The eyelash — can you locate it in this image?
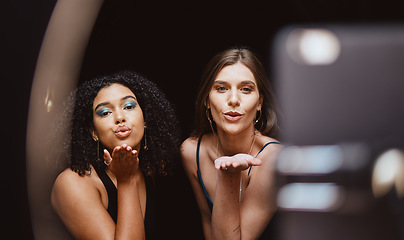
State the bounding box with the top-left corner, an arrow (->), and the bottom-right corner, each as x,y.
214,86 -> 254,93
216,86 -> 227,92
123,101 -> 137,110
241,87 -> 253,93
95,102 -> 137,117
96,108 -> 111,117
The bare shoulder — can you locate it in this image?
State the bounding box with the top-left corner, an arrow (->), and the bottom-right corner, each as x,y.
51,168 -> 114,238
256,136 -> 283,168
51,167 -> 102,210
180,137 -> 199,173
53,168 -> 95,189
180,137 -> 199,162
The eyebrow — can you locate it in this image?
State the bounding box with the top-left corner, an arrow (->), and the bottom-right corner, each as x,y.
240,80 -> 256,86
94,95 -> 136,111
213,80 -> 257,86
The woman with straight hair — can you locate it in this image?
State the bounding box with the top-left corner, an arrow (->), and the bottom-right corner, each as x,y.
181,47 -> 282,240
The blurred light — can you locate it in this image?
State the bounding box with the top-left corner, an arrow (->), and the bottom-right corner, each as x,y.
277,183 -> 344,212
44,86 -> 54,113
277,145 -> 343,175
287,28 -> 341,65
372,149 -> 404,197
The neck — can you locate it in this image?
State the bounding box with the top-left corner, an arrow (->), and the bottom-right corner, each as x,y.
216,126 -> 256,156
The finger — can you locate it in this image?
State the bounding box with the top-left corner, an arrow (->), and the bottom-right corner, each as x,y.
123,146 -> 135,161
124,145 -> 132,156
131,149 -> 139,159
112,146 -> 122,160
214,160 -> 221,169
222,161 -> 232,169
118,145 -> 131,159
232,161 -> 241,168
247,158 -> 262,166
103,149 -> 112,161
215,159 -> 225,169
103,149 -> 112,166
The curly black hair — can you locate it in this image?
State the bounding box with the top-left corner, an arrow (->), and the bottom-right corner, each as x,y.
57,70 -> 180,176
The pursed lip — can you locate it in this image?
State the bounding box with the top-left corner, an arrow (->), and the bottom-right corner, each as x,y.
223,111 -> 243,121
114,125 -> 132,138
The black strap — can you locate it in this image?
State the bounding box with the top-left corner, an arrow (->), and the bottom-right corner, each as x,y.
196,135 -> 214,211
248,141 -> 281,175
94,167 -> 118,223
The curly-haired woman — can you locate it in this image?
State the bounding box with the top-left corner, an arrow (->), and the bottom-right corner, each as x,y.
51,71 -> 180,239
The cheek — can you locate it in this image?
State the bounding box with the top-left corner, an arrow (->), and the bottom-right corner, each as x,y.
131,109 -> 145,125
208,100 -> 223,121
92,118 -> 112,140
208,93 -> 224,110
245,95 -> 261,111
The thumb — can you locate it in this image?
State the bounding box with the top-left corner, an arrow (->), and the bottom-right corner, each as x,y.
103,149 -> 112,164
248,157 -> 262,166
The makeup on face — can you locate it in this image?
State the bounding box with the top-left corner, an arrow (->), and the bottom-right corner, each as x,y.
91,84 -> 145,151
94,96 -> 138,117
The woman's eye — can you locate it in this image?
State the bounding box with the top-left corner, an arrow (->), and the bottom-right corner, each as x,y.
96,108 -> 111,117
241,87 -> 253,93
216,86 -> 227,92
123,101 -> 137,110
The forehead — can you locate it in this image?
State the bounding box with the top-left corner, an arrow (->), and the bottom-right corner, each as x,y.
93,83 -> 136,105
215,62 -> 256,83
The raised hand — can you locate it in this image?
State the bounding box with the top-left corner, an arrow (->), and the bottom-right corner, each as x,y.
214,153 -> 262,173
103,144 -> 139,181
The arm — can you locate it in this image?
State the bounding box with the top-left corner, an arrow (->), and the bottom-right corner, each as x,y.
180,139 -> 213,240
211,154 -> 257,240
52,169 -> 117,239
107,145 -> 145,240
52,145 -> 145,240
211,169 -> 242,239
211,146 -> 281,240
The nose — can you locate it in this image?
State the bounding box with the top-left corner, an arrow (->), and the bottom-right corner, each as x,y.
115,110 -> 126,125
228,89 -> 240,107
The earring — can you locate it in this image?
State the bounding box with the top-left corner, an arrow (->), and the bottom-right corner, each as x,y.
95,138 -> 101,162
254,109 -> 262,125
95,136 -> 109,166
143,125 -> 148,151
206,108 -> 215,133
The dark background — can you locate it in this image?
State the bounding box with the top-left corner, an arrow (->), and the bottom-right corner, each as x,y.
3,0 -> 403,239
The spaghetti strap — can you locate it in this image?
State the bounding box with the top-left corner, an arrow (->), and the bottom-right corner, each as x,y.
196,135 -> 214,211
248,141 -> 281,176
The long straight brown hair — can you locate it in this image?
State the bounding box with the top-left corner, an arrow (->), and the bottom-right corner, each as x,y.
193,47 -> 280,138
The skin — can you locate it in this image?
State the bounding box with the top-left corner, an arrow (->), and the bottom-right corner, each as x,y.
51,84 -> 147,240
181,62 -> 282,240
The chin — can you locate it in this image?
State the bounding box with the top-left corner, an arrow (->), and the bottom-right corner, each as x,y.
221,126 -> 245,135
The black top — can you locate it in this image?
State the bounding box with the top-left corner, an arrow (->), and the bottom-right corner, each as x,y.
94,167 -> 156,238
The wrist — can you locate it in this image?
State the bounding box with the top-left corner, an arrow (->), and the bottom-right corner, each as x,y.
217,169 -> 241,186
116,175 -> 137,186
